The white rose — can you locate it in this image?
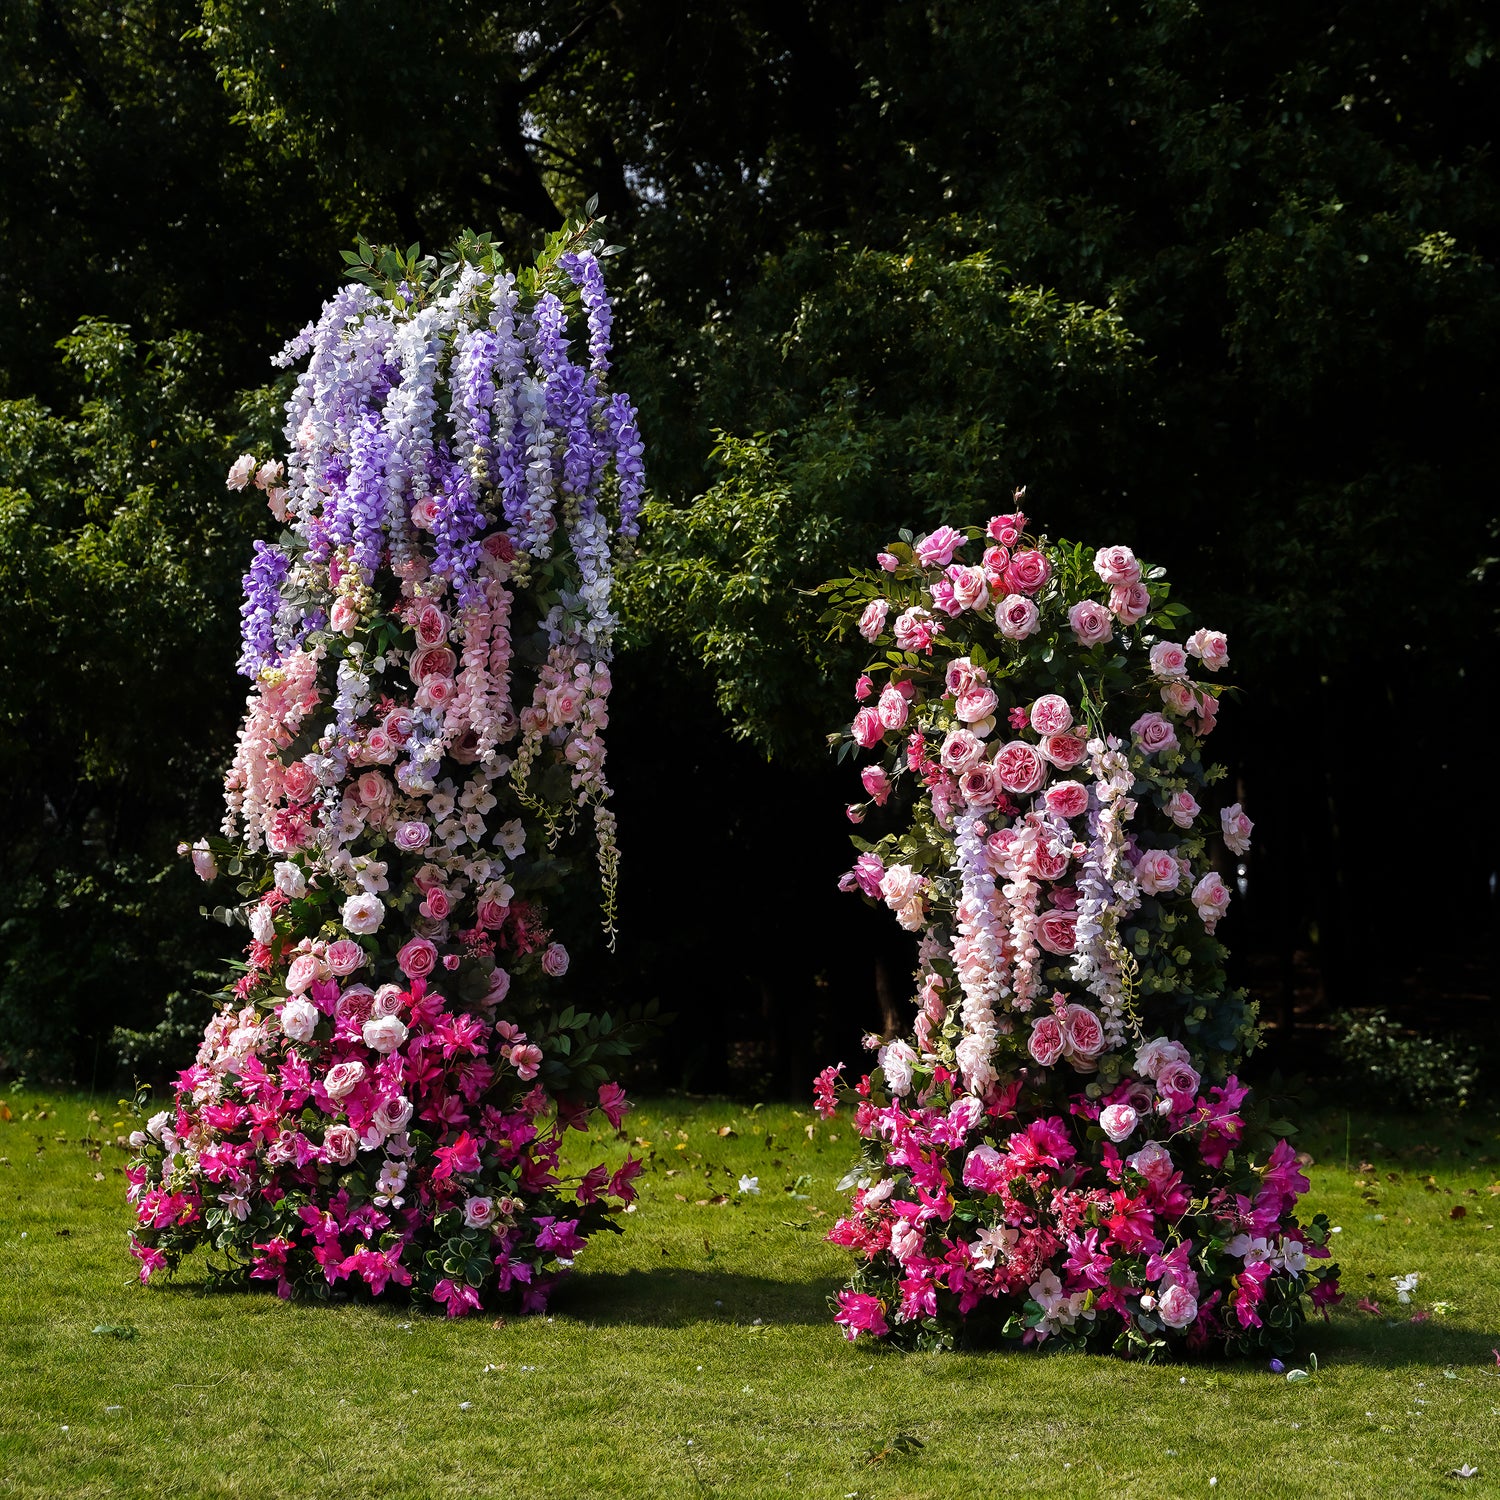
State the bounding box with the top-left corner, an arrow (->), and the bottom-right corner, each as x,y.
342,893 -> 385,935
279,998 -> 320,1044
880,1039 -> 917,1096
249,904 -> 276,944
372,1095 -> 414,1137
273,861 -> 307,898
362,1015 -> 409,1055
463,1196 -> 496,1229
322,1125 -> 359,1166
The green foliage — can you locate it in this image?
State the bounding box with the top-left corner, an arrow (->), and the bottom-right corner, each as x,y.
624,233 -> 1141,761
1328,1010 -> 1482,1113
0,321 -> 264,1078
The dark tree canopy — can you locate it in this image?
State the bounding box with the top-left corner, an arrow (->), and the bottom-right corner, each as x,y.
1,0 -> 1495,1081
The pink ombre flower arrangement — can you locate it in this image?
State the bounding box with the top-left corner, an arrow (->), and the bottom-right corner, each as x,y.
127,227 -> 649,1316
815,502 -> 1339,1356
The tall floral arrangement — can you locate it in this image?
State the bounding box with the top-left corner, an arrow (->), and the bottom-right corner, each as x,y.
126,225 -> 650,1316
815,504 -> 1340,1355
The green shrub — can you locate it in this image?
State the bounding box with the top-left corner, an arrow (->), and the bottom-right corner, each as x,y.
1327,1009 -> 1481,1113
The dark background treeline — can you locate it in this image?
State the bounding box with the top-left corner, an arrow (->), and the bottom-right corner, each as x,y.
1,0 -> 1495,1095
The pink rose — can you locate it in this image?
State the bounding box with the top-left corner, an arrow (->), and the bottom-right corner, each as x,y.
981,545 -> 1010,585
1220,803 -> 1253,855
893,606 -> 936,653
1160,681 -> 1196,716
996,594 -> 1040,640
420,886 -> 451,920
1128,1137 -> 1176,1183
958,762 -> 998,807
1093,544 -> 1142,587
284,953 -> 324,995
226,453 -> 257,490
410,495 -> 441,529
414,604 -> 449,647
324,1061 -> 367,1100
329,596 -> 360,636
396,937 -> 438,979
1192,691 -> 1220,737
417,676 -> 455,712
1030,694 -> 1073,736
857,599 -> 890,642
1003,549 -> 1052,595
1165,790 -> 1201,828
1149,641 -> 1190,678
851,708 -> 884,749
542,942 -> 570,977
1157,1059 -> 1201,1101
1134,848 -> 1182,895
1028,1015 -> 1066,1068
877,684 -> 909,731
877,551 -> 900,572
1109,581 -> 1152,624
485,967 -> 512,1004
1063,1004 -> 1105,1060
463,1195 -> 496,1229
1131,712 -> 1179,756
1034,908 -> 1078,955
842,851 -> 885,899
282,760 -> 317,802
987,511 -> 1025,547
939,729 -> 984,774
476,898 -> 509,930
1186,627 -> 1229,671
372,1094 -> 414,1136
327,936 -> 364,984
356,771 -> 392,809
948,564 -> 990,612
362,1014 -> 409,1055
946,657 -> 981,695
383,709 -> 414,745
393,820 -> 431,852
914,525 -> 965,567
1192,871 -> 1231,932
371,984 -> 404,1018
993,740 -> 1046,795
1044,780 -> 1089,820
854,673 -> 873,701
337,984 -> 374,1025
861,766 -> 892,805
1134,1036 -> 1190,1081
1040,732 -> 1089,769
1029,837 -> 1071,882
1158,1282 -> 1199,1329
410,645 -> 457,683
1099,1104 -> 1139,1143
278,998 -> 319,1043
1068,599 -> 1113,647
955,683 -> 998,727
322,1125 -> 359,1166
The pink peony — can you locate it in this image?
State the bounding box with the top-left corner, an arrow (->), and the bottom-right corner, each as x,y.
1040,731 -> 1089,769
993,740 -> 1047,795
914,525 -> 965,567
1093,544 -> 1142,587
1068,599 -> 1113,647
326,939 -> 365,976
1044,780 -> 1089,820
1028,1015 -> 1066,1067
1034,908 -> 1078,955
1063,1005 -> 1105,1060
996,594 -> 1040,640
1030,694 -> 1073,736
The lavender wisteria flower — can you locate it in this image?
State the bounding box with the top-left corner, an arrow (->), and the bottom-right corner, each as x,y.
130,230 -> 646,1319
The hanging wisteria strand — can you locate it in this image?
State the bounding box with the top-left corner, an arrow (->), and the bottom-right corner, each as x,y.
128,229 -> 651,1318
816,509 -> 1340,1357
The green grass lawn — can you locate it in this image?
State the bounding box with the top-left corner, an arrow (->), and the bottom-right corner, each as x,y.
1,1091 -> 1498,1499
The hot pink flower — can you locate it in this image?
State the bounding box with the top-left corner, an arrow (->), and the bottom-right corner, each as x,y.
851,708 -> 884,749
397,937 -> 438,979
834,1290 -> 890,1341
433,1278 -> 482,1317
598,1082 -> 630,1128
1003,549 -> 1052,595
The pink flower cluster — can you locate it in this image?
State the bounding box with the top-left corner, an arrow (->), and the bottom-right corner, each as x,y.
130,237 -> 643,1315
820,507 -> 1339,1355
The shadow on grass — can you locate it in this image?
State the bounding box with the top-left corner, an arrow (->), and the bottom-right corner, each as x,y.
1316,1316 -> 1500,1370
555,1266 -> 841,1328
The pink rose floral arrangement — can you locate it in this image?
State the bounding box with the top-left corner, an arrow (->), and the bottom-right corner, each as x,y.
127,227 -> 650,1316
814,501 -> 1340,1356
